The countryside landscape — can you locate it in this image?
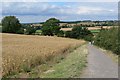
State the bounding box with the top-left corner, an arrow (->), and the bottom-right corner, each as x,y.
0,1 -> 119,79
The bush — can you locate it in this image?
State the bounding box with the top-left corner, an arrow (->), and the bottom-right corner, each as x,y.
24,26 -> 36,35
65,26 -> 93,41
16,28 -> 24,34
84,35 -> 93,42
65,31 -> 72,38
94,27 -> 120,55
57,30 -> 64,37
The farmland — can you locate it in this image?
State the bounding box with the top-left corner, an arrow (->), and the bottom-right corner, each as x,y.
60,26 -> 117,31
2,33 -> 85,77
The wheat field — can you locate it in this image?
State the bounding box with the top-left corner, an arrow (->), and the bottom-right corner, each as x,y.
2,33 -> 85,77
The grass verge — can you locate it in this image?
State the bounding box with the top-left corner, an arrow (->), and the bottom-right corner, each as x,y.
40,44 -> 88,78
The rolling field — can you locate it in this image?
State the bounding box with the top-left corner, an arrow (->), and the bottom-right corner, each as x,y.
2,33 -> 85,77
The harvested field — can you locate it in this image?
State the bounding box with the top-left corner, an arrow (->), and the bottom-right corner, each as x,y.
60,28 -> 72,31
60,26 -> 117,31
2,33 -> 85,77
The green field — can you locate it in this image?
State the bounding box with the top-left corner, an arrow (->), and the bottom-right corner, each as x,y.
90,30 -> 100,33
35,30 -> 42,35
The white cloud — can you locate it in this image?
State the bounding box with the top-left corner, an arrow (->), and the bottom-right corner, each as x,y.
76,7 -> 116,15
2,2 -> 56,15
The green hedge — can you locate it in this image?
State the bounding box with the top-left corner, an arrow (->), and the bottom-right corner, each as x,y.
94,27 -> 120,55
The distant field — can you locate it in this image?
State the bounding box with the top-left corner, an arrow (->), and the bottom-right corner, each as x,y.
60,26 -> 117,31
90,30 -> 100,33
2,33 -> 85,77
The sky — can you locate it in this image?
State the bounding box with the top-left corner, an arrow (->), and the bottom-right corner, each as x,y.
0,1 -> 119,23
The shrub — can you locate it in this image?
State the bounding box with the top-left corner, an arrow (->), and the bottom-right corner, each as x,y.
84,35 -> 93,42
24,26 -> 36,35
65,26 -> 93,41
57,30 -> 64,37
94,27 -> 119,55
16,28 -> 24,34
65,31 -> 72,38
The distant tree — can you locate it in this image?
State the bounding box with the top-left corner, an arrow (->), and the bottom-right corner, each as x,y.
71,26 -> 92,39
65,26 -> 93,41
65,31 -> 72,38
24,26 -> 36,35
2,16 -> 21,33
16,28 -> 24,34
41,18 -> 61,36
57,30 -> 64,37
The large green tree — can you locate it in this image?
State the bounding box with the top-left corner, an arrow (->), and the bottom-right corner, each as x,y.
41,18 -> 60,36
2,16 -> 21,33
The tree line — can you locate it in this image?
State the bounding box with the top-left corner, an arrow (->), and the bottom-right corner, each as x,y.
2,16 -> 93,41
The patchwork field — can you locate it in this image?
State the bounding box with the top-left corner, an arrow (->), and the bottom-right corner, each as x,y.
2,33 -> 85,77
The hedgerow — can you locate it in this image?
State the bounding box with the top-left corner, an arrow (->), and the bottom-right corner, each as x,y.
94,27 -> 120,55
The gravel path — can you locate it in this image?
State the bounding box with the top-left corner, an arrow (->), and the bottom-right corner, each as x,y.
81,44 -> 118,78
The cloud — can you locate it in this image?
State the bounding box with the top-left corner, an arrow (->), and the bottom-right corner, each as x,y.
2,2 -> 50,15
76,7 -> 116,15
2,2 -> 116,16
1,2 -> 118,23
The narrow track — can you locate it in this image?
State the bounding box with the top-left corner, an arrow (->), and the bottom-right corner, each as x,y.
81,44 -> 118,78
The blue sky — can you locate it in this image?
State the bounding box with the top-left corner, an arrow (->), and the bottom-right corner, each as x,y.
1,2 -> 118,23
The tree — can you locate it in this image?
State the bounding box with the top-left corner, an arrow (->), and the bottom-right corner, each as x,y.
71,26 -> 93,39
65,26 -> 93,41
65,31 -> 72,38
57,30 -> 64,37
2,16 -> 21,33
26,27 -> 36,35
41,18 -> 61,36
24,25 -> 36,35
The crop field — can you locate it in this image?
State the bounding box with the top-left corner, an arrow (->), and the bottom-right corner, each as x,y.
2,33 -> 85,77
60,26 -> 117,31
90,30 -> 100,33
